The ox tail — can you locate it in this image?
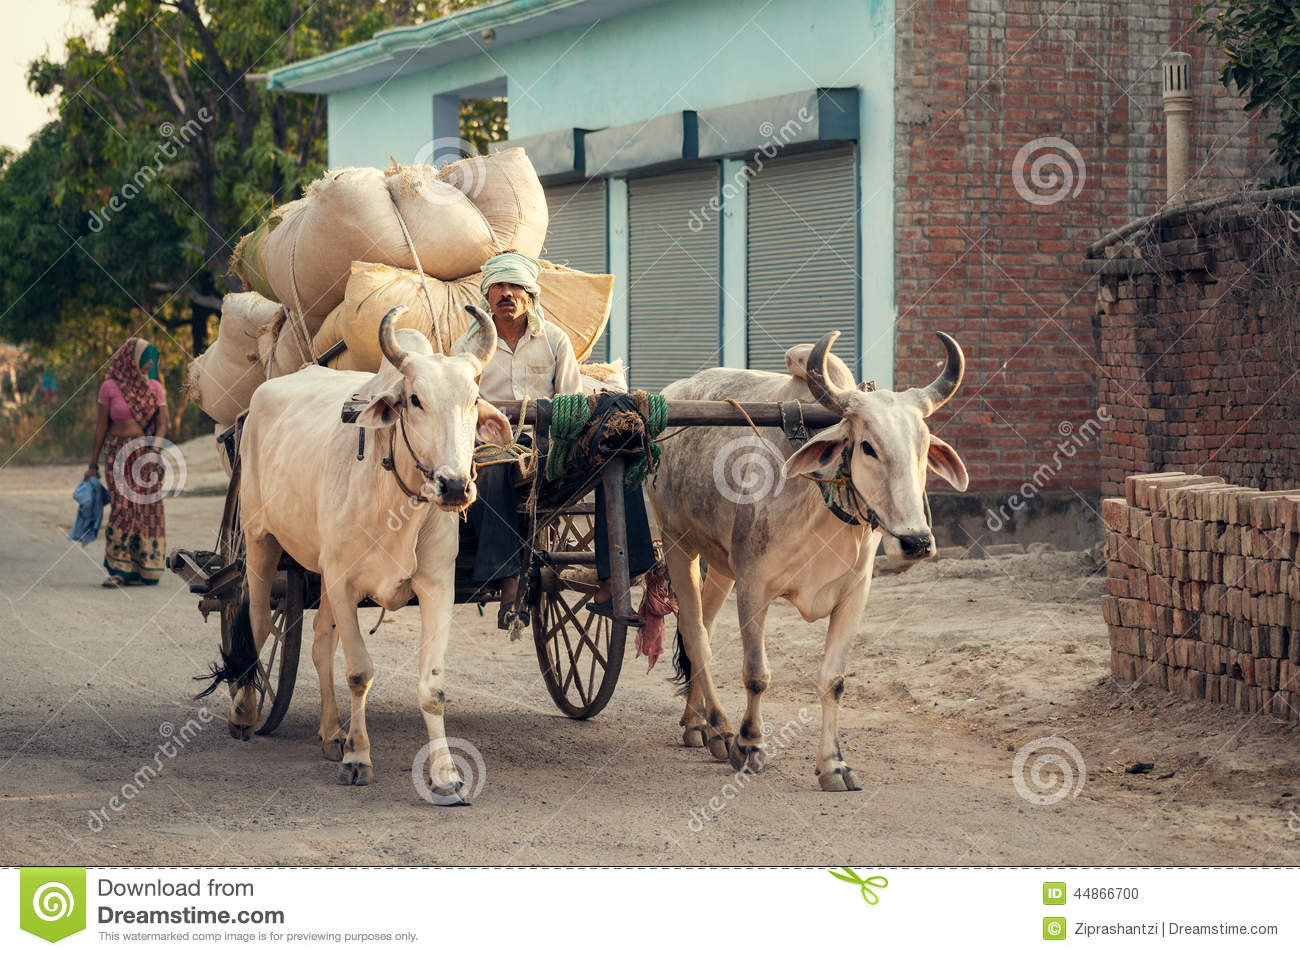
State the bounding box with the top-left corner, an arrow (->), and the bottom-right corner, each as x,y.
193,589 -> 263,699
670,627 -> 691,696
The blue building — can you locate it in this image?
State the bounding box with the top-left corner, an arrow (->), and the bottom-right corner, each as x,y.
265,0 -> 894,390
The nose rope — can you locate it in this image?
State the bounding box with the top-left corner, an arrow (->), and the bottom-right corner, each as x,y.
721,397 -> 932,535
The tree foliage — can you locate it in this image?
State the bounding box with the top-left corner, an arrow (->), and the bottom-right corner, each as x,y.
1,0 -> 496,357
1195,1 -> 1300,186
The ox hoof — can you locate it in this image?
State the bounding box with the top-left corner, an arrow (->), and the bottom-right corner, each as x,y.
817,767 -> 861,792
337,761 -> 373,786
682,727 -> 707,748
427,778 -> 473,807
228,721 -> 255,741
728,739 -> 767,773
706,731 -> 735,762
320,737 -> 345,762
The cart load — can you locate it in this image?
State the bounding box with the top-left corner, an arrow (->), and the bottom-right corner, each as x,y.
189,148 -> 615,427
230,148 -> 547,329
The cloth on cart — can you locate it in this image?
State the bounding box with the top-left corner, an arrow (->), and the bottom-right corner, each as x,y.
466,431 -> 656,585
67,475 -> 109,545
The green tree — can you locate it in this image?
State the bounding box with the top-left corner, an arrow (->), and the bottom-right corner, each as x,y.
1195,1 -> 1300,186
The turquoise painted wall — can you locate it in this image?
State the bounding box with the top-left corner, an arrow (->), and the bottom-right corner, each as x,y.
325,0 -> 894,384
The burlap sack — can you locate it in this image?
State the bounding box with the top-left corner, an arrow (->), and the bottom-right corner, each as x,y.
338,260 -> 614,373
257,167 -> 497,332
257,303 -> 341,380
439,147 -> 548,257
186,292 -> 283,425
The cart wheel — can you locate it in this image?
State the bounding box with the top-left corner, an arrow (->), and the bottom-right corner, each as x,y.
216,470 -> 303,736
531,510 -> 627,719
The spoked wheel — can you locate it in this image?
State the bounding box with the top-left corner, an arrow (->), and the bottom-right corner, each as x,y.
531,508 -> 627,719
216,465 -> 303,736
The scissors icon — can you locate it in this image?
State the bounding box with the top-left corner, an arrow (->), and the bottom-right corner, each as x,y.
828,867 -> 888,905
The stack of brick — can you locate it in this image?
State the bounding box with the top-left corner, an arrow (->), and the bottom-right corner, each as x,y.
1101,471 -> 1300,721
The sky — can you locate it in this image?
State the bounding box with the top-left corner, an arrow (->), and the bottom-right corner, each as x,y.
1,0 -> 103,153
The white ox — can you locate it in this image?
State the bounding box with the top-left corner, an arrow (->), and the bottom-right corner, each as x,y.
204,307 -> 506,805
648,331 -> 969,791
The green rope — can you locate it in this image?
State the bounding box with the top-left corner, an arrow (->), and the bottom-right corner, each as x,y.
627,392 -> 668,485
544,392 -> 592,481
543,391 -> 669,485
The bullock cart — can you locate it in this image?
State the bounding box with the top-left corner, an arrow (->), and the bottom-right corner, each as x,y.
168,394 -> 837,734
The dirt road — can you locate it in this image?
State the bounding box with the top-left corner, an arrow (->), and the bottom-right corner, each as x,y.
3,452 -> 1298,865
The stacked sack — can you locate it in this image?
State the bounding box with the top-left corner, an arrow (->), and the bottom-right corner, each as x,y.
311,260 -> 614,372
189,148 -> 615,427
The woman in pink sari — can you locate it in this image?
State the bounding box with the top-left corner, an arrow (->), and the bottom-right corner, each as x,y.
85,338 -> 168,586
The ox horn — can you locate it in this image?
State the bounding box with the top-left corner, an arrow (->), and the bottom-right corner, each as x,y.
917,331 -> 965,416
377,307 -> 410,370
460,305 -> 498,367
805,331 -> 850,416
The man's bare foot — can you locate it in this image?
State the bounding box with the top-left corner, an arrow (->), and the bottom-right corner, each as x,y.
593,580 -> 611,603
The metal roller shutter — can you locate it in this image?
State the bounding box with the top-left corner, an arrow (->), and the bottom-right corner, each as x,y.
541,180 -> 609,360
627,167 -> 721,390
746,146 -> 858,375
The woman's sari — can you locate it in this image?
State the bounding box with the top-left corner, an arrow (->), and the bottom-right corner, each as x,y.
102,339 -> 166,584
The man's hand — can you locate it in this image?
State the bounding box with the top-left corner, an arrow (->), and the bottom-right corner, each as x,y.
476,399 -> 513,446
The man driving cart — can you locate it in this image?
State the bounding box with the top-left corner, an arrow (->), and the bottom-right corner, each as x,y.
456,251 -> 655,630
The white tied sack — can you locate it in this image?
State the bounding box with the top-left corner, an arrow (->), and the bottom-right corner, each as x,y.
258,166 -> 498,333
260,302 -> 346,378
186,292 -> 284,426
438,147 -> 548,257
334,260 -> 614,372
579,359 -> 628,395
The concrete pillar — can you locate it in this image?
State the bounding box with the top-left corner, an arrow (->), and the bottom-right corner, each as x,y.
1162,52 -> 1193,204
607,177 -> 630,365
719,158 -> 748,368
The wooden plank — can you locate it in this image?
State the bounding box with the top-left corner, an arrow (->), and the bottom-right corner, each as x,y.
491,398 -> 841,430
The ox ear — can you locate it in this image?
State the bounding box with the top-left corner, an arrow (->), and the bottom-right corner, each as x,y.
351,383 -> 405,429
782,421 -> 851,479
927,434 -> 968,491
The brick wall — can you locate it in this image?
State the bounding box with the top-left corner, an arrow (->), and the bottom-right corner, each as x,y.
1102,472 -> 1300,721
894,0 -> 1277,499
1095,205 -> 1300,494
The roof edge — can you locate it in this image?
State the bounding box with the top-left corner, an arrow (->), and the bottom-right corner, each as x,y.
266,0 -> 590,93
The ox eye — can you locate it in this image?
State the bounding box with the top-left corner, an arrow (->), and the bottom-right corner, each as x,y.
410,394 -> 423,410
859,440 -> 877,459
